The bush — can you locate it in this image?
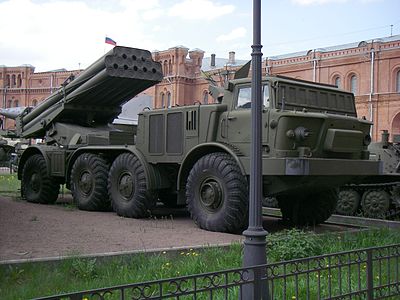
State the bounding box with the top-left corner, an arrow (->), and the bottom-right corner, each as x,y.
267,229 -> 322,261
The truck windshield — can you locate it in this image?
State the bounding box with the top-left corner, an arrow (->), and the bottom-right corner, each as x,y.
237,84 -> 269,109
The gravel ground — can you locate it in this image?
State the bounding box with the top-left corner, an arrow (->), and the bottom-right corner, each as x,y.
0,194 -> 351,263
0,195 -> 243,262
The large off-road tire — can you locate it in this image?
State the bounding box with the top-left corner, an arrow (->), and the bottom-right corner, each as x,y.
186,152 -> 248,233
70,153 -> 110,211
108,153 -> 156,218
335,189 -> 360,216
361,190 -> 390,218
21,154 -> 60,204
278,189 -> 338,226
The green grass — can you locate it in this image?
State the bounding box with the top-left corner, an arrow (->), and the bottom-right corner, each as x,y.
1,228 -> 400,299
0,174 -> 20,197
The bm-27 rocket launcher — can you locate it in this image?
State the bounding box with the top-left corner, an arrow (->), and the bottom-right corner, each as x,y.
1,46 -> 383,234
12,47 -> 162,144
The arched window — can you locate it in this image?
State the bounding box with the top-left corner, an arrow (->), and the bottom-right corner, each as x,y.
350,75 -> 357,95
11,74 -> 16,87
163,61 -> 168,76
334,76 -> 341,88
6,75 -> 10,87
32,99 -> 38,106
168,59 -> 172,75
167,92 -> 171,108
203,90 -> 209,104
14,100 -> 19,107
397,70 -> 400,93
7,100 -> 12,108
17,74 -> 22,87
161,93 -> 165,108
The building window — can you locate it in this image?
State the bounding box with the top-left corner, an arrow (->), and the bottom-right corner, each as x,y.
161,93 -> 165,108
7,100 -> 12,108
14,100 -> 19,107
167,92 -> 171,108
32,99 -> 38,106
397,70 -> 400,93
163,61 -> 168,76
334,76 -> 341,88
17,74 -> 22,87
350,75 -> 357,95
203,90 -> 209,104
11,74 -> 16,87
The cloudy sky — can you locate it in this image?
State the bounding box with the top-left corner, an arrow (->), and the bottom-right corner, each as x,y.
0,0 -> 399,72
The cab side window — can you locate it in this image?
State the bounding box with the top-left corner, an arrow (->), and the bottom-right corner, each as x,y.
237,87 -> 251,109
263,84 -> 270,108
236,84 -> 270,109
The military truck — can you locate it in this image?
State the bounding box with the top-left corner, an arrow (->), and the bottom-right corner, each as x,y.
336,130 -> 400,218
1,46 -> 381,233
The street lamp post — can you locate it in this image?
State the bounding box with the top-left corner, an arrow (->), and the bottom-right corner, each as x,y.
241,0 -> 268,299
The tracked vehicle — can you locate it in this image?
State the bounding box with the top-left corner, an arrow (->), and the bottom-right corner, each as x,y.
1,46 -> 381,233
336,130 -> 400,218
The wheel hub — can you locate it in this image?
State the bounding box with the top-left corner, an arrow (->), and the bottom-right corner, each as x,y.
363,190 -> 390,217
200,180 -> 222,210
118,172 -> 134,199
79,171 -> 93,195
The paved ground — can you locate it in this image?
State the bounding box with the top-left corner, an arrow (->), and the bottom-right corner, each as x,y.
0,194 -> 352,263
0,195 -> 244,262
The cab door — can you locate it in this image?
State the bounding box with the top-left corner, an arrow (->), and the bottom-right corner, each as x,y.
226,84 -> 270,146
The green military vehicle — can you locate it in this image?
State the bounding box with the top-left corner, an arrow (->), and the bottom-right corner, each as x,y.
1,46 -> 381,233
336,130 -> 400,218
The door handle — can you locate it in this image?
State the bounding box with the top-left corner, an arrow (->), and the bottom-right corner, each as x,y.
227,116 -> 237,120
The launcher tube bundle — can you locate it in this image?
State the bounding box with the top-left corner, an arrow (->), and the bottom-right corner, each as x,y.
16,47 -> 163,138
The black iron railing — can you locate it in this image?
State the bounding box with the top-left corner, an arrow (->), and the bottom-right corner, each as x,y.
35,244 -> 400,300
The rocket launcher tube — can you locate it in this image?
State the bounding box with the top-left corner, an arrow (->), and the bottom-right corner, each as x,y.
19,47 -> 163,139
21,49 -> 115,125
21,46 -> 152,125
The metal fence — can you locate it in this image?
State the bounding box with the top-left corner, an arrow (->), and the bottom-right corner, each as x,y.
35,244 -> 400,300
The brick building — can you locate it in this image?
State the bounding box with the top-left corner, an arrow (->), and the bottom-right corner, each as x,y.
0,65 -> 80,128
1,34 -> 400,141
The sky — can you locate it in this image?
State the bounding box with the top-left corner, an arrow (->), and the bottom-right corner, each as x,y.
0,0 -> 399,72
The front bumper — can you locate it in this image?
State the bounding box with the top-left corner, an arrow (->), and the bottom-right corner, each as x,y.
240,157 -> 383,176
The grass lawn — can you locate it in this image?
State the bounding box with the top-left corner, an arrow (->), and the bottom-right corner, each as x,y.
1,228 -> 400,299
0,174 -> 20,197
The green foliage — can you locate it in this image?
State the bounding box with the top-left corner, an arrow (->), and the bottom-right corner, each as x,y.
70,258 -> 97,280
0,174 -> 20,196
1,228 -> 400,300
267,228 -> 322,261
5,265 -> 25,285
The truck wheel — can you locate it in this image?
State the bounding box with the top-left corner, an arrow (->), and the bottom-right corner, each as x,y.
71,153 -> 110,211
186,152 -> 248,233
361,190 -> 390,218
21,154 -> 60,204
108,153 -> 156,218
335,189 -> 360,215
278,189 -> 337,226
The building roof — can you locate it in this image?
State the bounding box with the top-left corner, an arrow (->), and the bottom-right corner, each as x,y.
202,57 -> 249,72
268,34 -> 400,60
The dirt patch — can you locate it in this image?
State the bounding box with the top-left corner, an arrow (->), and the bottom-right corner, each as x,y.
0,196 -> 243,262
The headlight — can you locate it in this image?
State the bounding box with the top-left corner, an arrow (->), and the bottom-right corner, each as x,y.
363,134 -> 372,146
286,126 -> 311,142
